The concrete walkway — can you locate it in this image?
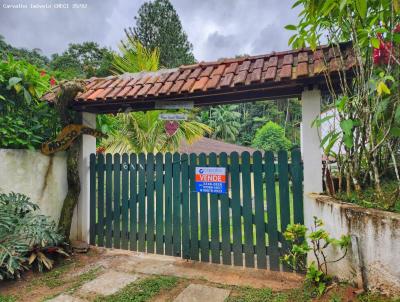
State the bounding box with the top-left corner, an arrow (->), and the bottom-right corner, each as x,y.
48,247 -> 303,301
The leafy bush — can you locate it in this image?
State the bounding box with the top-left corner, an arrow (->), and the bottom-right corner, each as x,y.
281,217 -> 350,296
0,192 -> 67,280
252,121 -> 292,152
0,55 -> 59,149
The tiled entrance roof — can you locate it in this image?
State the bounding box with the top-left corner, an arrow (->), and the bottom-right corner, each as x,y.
44,43 -> 355,113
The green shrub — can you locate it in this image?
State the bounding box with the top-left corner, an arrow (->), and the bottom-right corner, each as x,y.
0,192 -> 67,280
252,121 -> 291,152
0,55 -> 59,149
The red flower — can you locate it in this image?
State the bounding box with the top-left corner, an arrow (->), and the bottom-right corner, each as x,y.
50,77 -> 56,86
40,70 -> 46,77
394,24 -> 400,33
373,33 -> 392,65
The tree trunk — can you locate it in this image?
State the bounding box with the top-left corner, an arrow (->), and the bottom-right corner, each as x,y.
52,81 -> 85,240
58,142 -> 80,239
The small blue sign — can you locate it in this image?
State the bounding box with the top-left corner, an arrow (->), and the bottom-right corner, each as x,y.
195,167 -> 227,194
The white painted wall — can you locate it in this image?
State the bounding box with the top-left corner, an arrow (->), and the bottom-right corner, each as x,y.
0,149 -> 68,223
308,194 -> 400,296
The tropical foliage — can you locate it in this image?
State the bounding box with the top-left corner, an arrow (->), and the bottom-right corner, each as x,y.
287,0 -> 400,210
101,110 -> 211,153
282,217 -> 350,296
252,121 -> 292,152
125,0 -> 195,68
197,100 -> 301,147
0,192 -> 67,280
49,42 -> 113,79
112,39 -> 160,75
0,56 -> 58,149
97,38 -> 211,153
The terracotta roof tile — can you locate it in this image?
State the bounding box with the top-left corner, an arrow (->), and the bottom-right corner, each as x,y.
181,78 -> 196,92
115,86 -> 131,98
178,69 -> 192,81
313,59 -> 326,74
157,72 -> 173,83
107,87 -> 124,99
146,75 -> 159,85
200,66 -> 214,77
137,84 -> 153,97
96,87 -> 114,99
108,79 -> 122,88
126,78 -> 139,86
192,77 -> 208,92
211,64 -> 226,76
78,89 -> 95,100
280,64 -> 292,79
189,67 -> 202,79
313,50 -> 324,60
147,82 -> 163,96
238,60 -> 251,72
137,75 -> 151,85
158,81 -> 173,95
225,62 -> 238,74
298,52 -> 309,63
44,43 -> 355,106
268,56 -> 278,67
297,62 -> 308,77
233,70 -> 248,86
167,71 -> 180,82
87,88 -> 105,100
263,67 -> 277,81
170,80 -> 185,94
220,73 -> 234,87
117,78 -> 131,88
252,58 -> 264,70
126,85 -> 142,97
205,75 -> 221,90
86,80 -> 102,90
249,68 -> 262,83
282,54 -> 293,65
91,80 -> 108,90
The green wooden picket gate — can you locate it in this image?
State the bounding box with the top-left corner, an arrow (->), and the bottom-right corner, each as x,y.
89,149 -> 303,271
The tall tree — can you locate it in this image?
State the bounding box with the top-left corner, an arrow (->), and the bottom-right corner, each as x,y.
125,0 -> 195,68
49,42 -> 113,79
0,35 -> 49,68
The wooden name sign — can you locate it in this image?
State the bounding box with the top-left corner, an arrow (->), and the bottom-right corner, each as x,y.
41,124 -> 107,155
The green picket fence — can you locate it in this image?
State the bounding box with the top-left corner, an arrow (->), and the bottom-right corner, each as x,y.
89,149 -> 303,271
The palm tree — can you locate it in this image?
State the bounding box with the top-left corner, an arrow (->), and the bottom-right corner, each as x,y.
99,39 -> 211,153
112,39 -> 159,74
102,111 -> 210,153
207,105 -> 241,142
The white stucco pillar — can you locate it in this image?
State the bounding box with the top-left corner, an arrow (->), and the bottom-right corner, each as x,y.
70,112 -> 96,242
301,88 -> 323,196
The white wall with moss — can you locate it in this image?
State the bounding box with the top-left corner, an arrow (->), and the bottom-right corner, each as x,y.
307,194 -> 400,296
0,149 -> 67,224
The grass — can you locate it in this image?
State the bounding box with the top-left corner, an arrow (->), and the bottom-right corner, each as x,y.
29,260 -> 73,289
227,286 -> 313,302
0,295 -> 16,302
336,180 -> 400,213
94,275 -> 179,302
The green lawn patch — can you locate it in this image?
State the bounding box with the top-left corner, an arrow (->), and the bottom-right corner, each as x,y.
226,286 -> 312,302
94,275 -> 179,302
0,295 -> 16,302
